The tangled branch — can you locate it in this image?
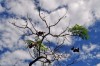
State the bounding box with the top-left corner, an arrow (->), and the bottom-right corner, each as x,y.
10,7 -> 89,66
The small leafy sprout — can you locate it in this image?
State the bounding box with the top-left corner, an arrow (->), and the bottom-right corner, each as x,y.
71,46 -> 79,52
25,40 -> 37,48
25,40 -> 48,51
36,40 -> 48,51
69,24 -> 89,40
40,43 -> 48,51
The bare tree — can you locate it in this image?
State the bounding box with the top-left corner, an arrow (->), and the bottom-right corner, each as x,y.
10,7 -> 89,66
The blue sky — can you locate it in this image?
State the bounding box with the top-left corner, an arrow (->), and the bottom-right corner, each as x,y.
0,0 -> 100,66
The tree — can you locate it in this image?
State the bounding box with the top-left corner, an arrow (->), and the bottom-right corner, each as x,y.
10,7 -> 89,66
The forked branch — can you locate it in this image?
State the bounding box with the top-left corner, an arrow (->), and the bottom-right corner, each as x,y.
29,56 -> 51,66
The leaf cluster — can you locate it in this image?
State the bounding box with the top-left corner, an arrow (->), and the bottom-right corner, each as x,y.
25,40 -> 48,51
69,24 -> 89,40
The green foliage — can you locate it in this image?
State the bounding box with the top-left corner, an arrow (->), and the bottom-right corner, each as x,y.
25,40 -> 48,51
25,40 -> 35,45
25,40 -> 36,48
40,43 -> 48,51
37,40 -> 48,51
69,24 -> 89,40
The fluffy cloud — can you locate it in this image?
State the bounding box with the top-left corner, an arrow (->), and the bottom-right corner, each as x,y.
4,0 -> 37,17
12,50 -> 31,60
0,50 -> 30,66
39,0 -> 58,10
96,63 -> 100,66
88,0 -> 100,20
77,43 -> 100,64
82,44 -> 97,53
96,53 -> 100,59
0,4 -> 4,13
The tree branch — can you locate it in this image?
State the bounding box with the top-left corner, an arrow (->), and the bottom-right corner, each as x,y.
39,9 -> 49,28
29,56 -> 51,66
26,14 -> 38,33
9,21 -> 35,35
50,10 -> 67,27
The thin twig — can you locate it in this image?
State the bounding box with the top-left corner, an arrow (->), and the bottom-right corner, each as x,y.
50,10 -> 67,27
59,22 -> 70,36
9,21 -> 35,35
39,9 -> 49,28
54,37 -> 66,52
26,14 -> 38,32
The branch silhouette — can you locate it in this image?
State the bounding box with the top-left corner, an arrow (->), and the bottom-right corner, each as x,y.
29,56 -> 51,66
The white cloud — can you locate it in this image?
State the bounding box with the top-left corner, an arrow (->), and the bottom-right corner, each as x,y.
82,44 -> 97,53
0,4 -> 5,13
13,50 -> 31,60
0,20 -> 24,50
96,53 -> 100,59
0,50 -> 31,66
78,44 -> 100,61
5,0 -> 37,17
88,0 -> 100,20
39,0 -> 58,10
96,63 -> 100,66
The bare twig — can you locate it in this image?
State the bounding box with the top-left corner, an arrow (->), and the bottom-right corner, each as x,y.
49,33 -> 71,37
28,48 -> 35,59
59,22 -> 70,36
9,21 -> 35,35
39,9 -> 49,28
54,37 -> 66,52
49,10 -> 67,27
26,14 -> 38,32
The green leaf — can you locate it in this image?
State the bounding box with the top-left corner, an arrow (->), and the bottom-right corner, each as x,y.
25,40 -> 35,45
36,40 -> 42,45
39,43 -> 48,51
40,43 -> 48,51
25,40 -> 48,50
69,24 -> 89,40
25,40 -> 37,48
36,40 -> 48,51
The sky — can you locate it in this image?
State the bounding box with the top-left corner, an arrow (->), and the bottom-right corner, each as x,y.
0,0 -> 100,66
